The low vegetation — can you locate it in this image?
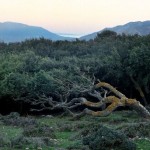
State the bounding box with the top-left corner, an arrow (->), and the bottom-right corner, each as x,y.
0,111 -> 150,149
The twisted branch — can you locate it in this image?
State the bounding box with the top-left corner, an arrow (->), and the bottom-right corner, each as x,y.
19,82 -> 150,119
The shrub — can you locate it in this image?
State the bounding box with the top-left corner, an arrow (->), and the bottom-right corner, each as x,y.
23,125 -> 55,138
83,125 -> 136,150
119,122 -> 150,138
11,136 -> 53,149
1,113 -> 38,127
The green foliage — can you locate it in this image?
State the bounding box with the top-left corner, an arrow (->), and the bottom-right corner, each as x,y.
18,51 -> 40,73
0,32 -> 150,110
0,125 -> 23,148
0,72 -> 28,97
83,125 -> 136,150
118,122 -> 150,138
135,138 -> 150,150
95,30 -> 117,41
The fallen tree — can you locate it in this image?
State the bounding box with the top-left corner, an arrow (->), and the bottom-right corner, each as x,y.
29,82 -> 150,119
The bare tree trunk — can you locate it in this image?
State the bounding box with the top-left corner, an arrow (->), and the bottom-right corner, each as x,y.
130,76 -> 148,106
91,82 -> 150,118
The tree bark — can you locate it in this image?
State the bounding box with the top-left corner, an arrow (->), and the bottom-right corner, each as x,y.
91,82 -> 150,118
130,76 -> 148,106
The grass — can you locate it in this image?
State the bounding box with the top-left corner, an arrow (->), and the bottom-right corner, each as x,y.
55,131 -> 75,148
0,125 -> 23,139
0,111 -> 150,150
135,138 -> 150,150
0,125 -> 23,150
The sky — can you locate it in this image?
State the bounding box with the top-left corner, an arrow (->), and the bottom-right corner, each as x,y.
0,0 -> 150,36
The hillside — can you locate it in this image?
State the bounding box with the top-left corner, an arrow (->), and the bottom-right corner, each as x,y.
80,21 -> 150,40
0,22 -> 73,43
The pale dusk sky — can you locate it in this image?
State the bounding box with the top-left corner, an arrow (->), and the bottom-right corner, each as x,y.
0,0 -> 150,36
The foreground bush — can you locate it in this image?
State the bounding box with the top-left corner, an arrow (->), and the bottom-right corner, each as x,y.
83,125 -> 136,150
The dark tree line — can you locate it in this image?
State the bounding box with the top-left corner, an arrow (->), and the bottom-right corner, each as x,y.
0,30 -> 150,115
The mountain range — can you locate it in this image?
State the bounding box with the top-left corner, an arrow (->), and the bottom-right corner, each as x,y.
0,22 -> 73,43
80,21 -> 150,40
0,21 -> 150,43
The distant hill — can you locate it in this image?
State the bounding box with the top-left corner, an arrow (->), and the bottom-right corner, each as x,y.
80,21 -> 150,40
0,22 -> 73,43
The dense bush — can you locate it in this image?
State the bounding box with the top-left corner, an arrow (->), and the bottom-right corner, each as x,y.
11,136 -> 53,149
0,32 -> 150,113
83,125 -> 136,150
119,122 -> 150,138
